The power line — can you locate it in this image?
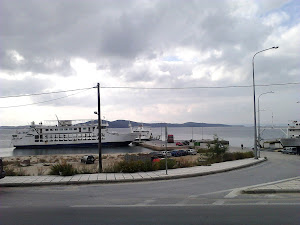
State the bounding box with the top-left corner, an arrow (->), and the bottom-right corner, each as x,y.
101,82 -> 300,90
0,87 -> 94,99
0,89 -> 92,109
0,82 -> 298,99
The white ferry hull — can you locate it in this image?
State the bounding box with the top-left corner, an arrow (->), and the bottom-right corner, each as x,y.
12,120 -> 138,149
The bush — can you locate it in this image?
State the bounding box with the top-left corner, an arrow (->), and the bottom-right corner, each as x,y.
112,159 -> 176,173
115,160 -> 145,173
197,148 -> 211,153
207,135 -> 228,156
49,163 -> 77,176
157,159 -> 176,170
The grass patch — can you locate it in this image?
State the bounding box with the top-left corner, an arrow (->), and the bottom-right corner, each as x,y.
49,163 -> 77,176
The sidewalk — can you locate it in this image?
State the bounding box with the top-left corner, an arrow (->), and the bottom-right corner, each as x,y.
0,158 -> 266,187
242,176 -> 300,194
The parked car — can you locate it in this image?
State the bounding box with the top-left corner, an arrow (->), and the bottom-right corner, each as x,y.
151,157 -> 161,163
176,142 -> 183,146
150,152 -> 164,158
281,147 -> 297,155
186,149 -> 197,155
178,149 -> 188,156
161,151 -> 172,157
171,150 -> 180,157
182,141 -> 190,145
0,158 -> 5,179
81,155 -> 95,164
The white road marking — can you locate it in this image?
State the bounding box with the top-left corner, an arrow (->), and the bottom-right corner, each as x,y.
135,199 -> 155,206
70,202 -> 300,208
212,200 -> 225,205
224,188 -> 242,198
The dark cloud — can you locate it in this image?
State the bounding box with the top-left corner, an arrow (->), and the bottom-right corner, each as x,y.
0,0 -> 299,125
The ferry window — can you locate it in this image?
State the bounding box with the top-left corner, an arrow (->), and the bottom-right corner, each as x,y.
59,129 -> 63,131
83,128 -> 87,130
35,135 -> 39,139
46,129 -> 49,131
55,129 -> 58,131
69,128 -> 72,131
65,129 -> 68,131
74,128 -> 77,130
50,129 -> 53,131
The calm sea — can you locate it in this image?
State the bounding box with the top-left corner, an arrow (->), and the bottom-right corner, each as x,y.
0,127 -> 286,157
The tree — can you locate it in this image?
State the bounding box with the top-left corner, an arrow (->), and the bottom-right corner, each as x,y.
207,135 -> 228,157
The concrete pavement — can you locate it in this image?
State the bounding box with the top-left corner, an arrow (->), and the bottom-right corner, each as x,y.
0,157 -> 267,187
242,176 -> 300,194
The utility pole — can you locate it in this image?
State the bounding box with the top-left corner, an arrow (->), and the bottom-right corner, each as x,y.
97,83 -> 102,173
165,125 -> 168,175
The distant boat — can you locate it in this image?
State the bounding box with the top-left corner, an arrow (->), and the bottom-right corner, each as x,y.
280,120 -> 300,148
12,119 -> 138,148
131,124 -> 152,141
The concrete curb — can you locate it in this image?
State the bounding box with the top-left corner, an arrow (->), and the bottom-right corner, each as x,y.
242,189 -> 300,194
0,158 -> 267,187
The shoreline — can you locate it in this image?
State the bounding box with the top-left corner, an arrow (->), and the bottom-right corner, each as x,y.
1,145 -> 254,176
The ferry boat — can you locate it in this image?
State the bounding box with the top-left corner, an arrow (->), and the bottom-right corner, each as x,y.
11,119 -> 138,149
280,120 -> 300,148
131,124 -> 152,141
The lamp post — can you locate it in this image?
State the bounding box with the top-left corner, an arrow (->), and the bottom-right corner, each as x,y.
258,91 -> 274,157
258,92 -> 274,146
252,46 -> 278,159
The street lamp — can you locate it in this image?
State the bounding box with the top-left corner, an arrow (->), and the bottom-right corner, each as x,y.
258,91 -> 274,151
252,46 -> 278,159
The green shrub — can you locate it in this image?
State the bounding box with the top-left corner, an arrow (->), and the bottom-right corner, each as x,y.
197,148 -> 211,153
207,135 -> 228,156
158,159 -> 176,170
115,160 -> 143,173
112,159 -> 176,173
49,163 -> 77,176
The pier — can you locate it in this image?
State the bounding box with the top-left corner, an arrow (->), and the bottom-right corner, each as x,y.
134,139 -> 229,151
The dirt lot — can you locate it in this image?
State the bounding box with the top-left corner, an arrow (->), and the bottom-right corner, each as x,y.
2,153 -> 202,176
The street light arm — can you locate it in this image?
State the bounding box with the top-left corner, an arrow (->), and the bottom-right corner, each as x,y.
259,91 -> 274,98
252,46 -> 279,62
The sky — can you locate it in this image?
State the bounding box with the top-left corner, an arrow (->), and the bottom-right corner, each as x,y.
0,0 -> 299,126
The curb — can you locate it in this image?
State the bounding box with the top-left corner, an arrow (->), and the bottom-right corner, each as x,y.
242,189 -> 300,194
0,158 -> 267,187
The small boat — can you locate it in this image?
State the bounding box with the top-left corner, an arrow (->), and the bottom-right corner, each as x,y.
12,119 -> 138,149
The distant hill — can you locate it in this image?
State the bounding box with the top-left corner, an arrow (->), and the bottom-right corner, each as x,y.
0,120 -> 243,129
106,120 -> 242,128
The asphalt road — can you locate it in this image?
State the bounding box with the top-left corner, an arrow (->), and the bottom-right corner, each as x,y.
0,151 -> 299,224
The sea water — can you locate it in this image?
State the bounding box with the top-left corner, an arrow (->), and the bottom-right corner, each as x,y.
0,126 -> 286,157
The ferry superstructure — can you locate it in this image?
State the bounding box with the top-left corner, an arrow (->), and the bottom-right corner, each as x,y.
131,124 -> 152,141
280,120 -> 300,148
12,120 -> 138,149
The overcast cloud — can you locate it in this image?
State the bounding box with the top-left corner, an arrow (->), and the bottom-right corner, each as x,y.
0,0 -> 299,126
